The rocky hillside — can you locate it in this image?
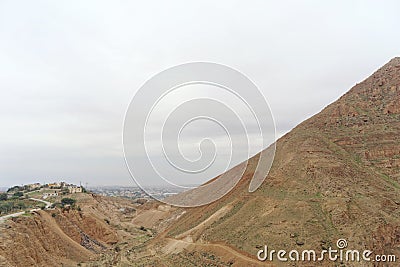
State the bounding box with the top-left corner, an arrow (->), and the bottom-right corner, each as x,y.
159,58 -> 400,266
0,193 -> 148,267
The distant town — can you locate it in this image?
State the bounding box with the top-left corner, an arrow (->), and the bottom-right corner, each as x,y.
0,182 -> 85,218
88,185 -> 189,200
3,182 -> 84,200
0,182 -> 192,201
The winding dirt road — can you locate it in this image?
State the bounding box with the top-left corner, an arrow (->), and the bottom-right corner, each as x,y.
0,198 -> 53,223
163,237 -> 270,266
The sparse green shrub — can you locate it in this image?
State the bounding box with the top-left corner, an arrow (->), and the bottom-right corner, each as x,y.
0,193 -> 8,201
13,192 -> 23,197
61,198 -> 76,206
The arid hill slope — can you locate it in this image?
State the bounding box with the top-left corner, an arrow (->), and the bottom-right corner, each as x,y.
0,194 -> 143,267
162,58 -> 400,265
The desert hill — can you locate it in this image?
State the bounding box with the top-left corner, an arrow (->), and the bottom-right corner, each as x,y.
158,57 -> 400,265
0,193 -> 173,266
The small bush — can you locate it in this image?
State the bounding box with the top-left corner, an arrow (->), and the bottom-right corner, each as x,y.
13,192 -> 23,197
0,193 -> 7,201
61,198 -> 76,206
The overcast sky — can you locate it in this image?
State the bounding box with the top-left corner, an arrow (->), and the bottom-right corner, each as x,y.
0,0 -> 399,188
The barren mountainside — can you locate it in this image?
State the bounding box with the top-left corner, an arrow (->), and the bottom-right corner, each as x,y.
162,57 -> 400,265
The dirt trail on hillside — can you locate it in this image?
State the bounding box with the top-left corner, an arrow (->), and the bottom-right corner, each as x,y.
163,237 -> 269,266
160,203 -> 270,266
175,204 -> 233,241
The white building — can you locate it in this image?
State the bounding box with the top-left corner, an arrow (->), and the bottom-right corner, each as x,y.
43,192 -> 59,199
68,186 -> 82,194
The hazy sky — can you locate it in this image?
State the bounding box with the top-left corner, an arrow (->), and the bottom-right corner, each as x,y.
0,1 -> 399,187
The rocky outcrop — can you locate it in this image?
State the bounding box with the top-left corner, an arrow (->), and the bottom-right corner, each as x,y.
0,211 -> 94,267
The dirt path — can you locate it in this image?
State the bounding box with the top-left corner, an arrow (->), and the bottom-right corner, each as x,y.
149,202 -> 271,266
175,204 -> 232,240
0,198 -> 53,223
0,211 -> 26,222
164,237 -> 268,266
158,203 -> 268,265
29,198 -> 52,208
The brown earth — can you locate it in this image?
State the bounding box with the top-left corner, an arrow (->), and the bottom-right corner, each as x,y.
0,193 -> 154,267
